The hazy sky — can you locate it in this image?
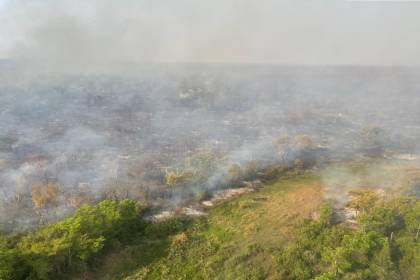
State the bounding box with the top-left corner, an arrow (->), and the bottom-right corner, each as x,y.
1,0 -> 420,67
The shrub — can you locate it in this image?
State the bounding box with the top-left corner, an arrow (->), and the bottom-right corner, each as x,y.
277,197 -> 420,280
1,199 -> 147,279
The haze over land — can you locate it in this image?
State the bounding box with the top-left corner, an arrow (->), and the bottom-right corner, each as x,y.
0,2 -> 420,280
0,0 -> 420,230
1,64 -> 420,231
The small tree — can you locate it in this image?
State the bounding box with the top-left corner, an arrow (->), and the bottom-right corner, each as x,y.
348,189 -> 381,214
31,182 -> 59,209
164,169 -> 194,187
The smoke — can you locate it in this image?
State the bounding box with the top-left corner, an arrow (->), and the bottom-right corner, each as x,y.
0,65 -> 419,232
321,158 -> 420,209
0,1 -> 420,231
1,0 -> 420,73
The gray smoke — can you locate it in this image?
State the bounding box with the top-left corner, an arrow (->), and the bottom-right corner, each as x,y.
1,0 -> 420,70
0,65 -> 420,232
1,1 -> 420,232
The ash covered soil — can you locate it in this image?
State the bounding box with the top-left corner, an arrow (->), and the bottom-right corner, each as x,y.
1,64 -> 420,232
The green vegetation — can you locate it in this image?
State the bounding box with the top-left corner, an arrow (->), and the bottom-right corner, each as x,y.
0,200 -> 151,279
1,162 -> 419,280
277,199 -> 420,279
84,173 -> 325,280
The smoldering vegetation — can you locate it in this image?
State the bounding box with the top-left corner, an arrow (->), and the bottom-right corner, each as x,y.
1,64 -> 420,232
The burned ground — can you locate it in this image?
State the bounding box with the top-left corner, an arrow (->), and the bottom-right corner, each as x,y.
1,65 -> 420,231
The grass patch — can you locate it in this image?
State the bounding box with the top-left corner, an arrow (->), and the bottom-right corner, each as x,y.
79,171 -> 323,280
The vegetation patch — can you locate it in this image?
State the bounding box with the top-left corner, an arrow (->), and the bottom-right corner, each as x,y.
1,162 -> 419,280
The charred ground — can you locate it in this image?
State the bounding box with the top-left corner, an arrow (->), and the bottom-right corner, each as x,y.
1,65 -> 420,232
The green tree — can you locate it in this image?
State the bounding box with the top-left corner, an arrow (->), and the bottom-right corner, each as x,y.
16,200 -> 146,279
358,203 -> 404,236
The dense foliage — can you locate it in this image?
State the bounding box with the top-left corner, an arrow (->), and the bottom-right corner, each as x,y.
0,200 -> 148,280
277,199 -> 420,280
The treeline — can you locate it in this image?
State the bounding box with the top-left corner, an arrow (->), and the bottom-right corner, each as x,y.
277,197 -> 420,279
0,200 -> 189,280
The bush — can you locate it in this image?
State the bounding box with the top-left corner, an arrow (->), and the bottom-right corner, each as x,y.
0,237 -> 29,280
0,199 -> 147,280
277,198 -> 420,280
